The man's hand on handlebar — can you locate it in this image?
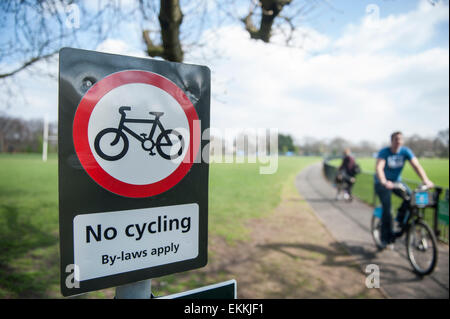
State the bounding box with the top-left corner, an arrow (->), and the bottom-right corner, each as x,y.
383,180 -> 395,190
423,179 -> 434,189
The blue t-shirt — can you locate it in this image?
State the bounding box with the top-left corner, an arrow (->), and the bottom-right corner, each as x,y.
374,146 -> 415,184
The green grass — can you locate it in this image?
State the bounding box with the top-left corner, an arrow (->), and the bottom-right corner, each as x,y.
0,153 -> 320,298
0,153 -> 59,298
329,157 -> 449,188
209,156 -> 320,242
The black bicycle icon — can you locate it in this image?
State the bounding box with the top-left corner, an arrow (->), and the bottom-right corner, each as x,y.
94,106 -> 185,161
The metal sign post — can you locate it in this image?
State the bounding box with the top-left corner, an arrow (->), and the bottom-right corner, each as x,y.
42,114 -> 48,162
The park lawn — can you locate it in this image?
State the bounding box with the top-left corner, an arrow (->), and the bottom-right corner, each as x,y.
0,153 -> 60,298
209,156 -> 320,242
0,153 -> 320,298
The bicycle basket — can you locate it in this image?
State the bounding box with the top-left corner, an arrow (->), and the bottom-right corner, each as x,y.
411,191 -> 434,208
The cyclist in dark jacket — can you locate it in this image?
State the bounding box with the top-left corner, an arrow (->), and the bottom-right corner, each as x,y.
339,148 -> 356,176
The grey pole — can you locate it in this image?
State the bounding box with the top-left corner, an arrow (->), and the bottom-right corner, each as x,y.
115,279 -> 152,299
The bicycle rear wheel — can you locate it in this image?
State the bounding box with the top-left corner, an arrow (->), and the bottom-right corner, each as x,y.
156,129 -> 184,160
406,220 -> 438,276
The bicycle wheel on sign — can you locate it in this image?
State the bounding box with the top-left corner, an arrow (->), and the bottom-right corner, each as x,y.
406,220 -> 438,276
94,128 -> 129,161
156,129 -> 185,160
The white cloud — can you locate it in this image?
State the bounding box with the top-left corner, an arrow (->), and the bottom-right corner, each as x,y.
335,0 -> 449,54
188,0 -> 449,145
95,39 -> 146,58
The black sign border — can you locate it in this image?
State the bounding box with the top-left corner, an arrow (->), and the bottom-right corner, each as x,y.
58,47 -> 210,297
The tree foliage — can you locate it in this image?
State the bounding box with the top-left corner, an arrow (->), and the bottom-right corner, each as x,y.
278,133 -> 295,153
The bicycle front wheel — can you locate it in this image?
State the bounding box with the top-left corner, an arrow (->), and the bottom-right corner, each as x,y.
94,128 -> 129,161
406,220 -> 438,276
371,214 -> 384,250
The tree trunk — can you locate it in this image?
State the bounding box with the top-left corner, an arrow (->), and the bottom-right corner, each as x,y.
159,0 -> 184,62
143,0 -> 184,62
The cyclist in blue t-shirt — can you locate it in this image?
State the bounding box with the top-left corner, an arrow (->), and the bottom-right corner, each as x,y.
375,131 -> 434,248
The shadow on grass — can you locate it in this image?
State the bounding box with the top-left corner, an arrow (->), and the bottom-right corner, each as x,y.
0,204 -> 59,298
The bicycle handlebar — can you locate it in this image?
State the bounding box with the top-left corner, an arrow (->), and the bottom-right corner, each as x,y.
119,106 -> 131,113
392,183 -> 443,205
392,183 -> 441,192
392,182 -> 408,191
392,182 -> 411,201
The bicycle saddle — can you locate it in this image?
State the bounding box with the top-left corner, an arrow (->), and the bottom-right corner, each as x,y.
150,111 -> 164,117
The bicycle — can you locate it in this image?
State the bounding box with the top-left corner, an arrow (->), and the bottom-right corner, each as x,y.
334,170 -> 355,202
371,183 -> 441,276
94,106 -> 184,161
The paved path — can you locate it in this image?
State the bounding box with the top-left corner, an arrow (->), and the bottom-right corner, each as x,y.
295,162 -> 449,299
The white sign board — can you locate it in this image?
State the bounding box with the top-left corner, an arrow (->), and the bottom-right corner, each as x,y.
73,203 -> 199,281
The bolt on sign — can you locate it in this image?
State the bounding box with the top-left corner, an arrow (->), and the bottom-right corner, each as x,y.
58,48 -> 210,297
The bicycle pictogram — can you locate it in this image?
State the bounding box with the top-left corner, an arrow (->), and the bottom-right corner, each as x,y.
94,106 -> 185,161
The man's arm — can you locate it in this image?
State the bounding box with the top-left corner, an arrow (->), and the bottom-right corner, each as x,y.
376,158 -> 394,189
409,157 -> 434,188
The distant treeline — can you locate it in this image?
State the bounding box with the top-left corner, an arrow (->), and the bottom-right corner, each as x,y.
1,113 -> 448,158
278,130 -> 449,158
0,114 -> 57,153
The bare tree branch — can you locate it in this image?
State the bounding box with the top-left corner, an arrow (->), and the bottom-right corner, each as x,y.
242,0 -> 293,42
142,29 -> 164,58
0,51 -> 57,79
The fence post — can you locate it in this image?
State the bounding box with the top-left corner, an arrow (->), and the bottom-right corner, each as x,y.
433,188 -> 443,238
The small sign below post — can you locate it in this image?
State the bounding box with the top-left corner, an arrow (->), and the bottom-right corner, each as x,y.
158,280 -> 237,299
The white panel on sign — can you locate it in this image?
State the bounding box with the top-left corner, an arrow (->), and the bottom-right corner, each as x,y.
73,203 -> 199,281
87,83 -> 190,185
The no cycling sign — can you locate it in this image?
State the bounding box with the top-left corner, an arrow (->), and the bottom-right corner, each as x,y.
58,48 -> 210,297
73,69 -> 200,198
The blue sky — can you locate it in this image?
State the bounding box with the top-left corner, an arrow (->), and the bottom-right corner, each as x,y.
1,0 -> 448,146
312,0 -> 420,34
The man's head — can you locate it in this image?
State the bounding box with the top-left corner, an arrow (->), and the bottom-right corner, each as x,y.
390,131 -> 404,152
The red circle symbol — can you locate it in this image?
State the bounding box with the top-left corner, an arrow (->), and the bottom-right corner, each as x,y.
73,70 -> 200,198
